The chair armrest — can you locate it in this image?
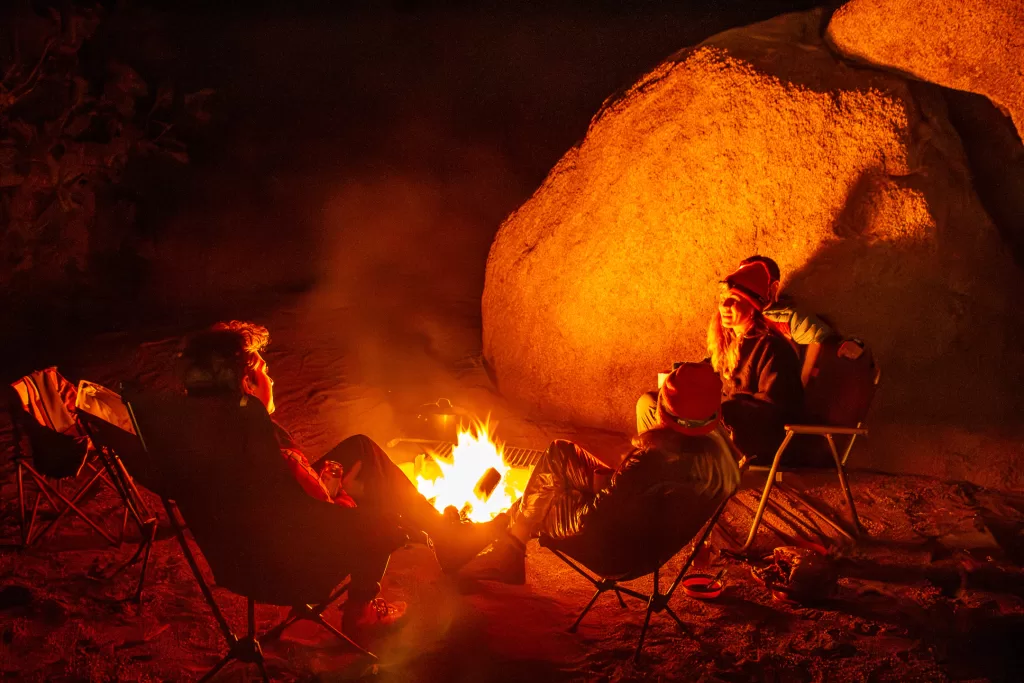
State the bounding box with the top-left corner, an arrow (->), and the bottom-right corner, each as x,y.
784,424 -> 868,436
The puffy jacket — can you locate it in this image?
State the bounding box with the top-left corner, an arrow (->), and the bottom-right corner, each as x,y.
721,324 -> 803,461
551,430 -> 739,577
763,297 -> 835,346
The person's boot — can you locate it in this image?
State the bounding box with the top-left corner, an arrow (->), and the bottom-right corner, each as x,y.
341,597 -> 408,638
457,533 -> 527,585
431,512 -> 509,574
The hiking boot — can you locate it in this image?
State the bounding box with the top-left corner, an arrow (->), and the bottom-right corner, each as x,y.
341,597 -> 408,637
432,513 -> 509,574
457,534 -> 527,585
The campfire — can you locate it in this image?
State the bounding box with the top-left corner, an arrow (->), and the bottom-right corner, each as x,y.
405,420 -> 530,523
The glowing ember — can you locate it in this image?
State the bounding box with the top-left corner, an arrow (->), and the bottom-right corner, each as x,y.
412,420 -> 527,523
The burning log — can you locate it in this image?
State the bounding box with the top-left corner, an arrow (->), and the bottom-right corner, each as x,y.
405,420 -> 531,523
474,467 -> 502,500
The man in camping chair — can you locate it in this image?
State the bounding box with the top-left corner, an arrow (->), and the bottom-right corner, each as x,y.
176,321 -> 506,635
459,362 -> 740,584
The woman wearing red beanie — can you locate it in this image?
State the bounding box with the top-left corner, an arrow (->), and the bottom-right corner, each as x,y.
708,261 -> 804,463
459,363 -> 740,585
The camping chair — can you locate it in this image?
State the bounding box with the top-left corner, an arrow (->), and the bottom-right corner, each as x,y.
7,368 -> 120,546
75,381 -> 159,603
736,337 -> 880,553
540,452 -> 750,664
121,389 -> 385,682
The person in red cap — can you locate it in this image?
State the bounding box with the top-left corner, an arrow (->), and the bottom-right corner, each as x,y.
706,261 -> 804,462
458,362 -> 740,585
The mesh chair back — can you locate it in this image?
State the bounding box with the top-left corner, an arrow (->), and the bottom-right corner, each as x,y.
801,339 -> 880,428
122,390 -> 368,605
8,369 -> 89,479
546,444 -> 738,579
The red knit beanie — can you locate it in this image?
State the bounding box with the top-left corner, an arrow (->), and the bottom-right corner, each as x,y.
723,261 -> 772,311
655,362 -> 723,436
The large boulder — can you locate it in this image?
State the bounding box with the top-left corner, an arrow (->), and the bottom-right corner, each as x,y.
482,10 -> 1024,488
826,0 -> 1024,138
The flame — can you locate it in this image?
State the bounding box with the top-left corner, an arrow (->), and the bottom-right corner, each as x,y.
411,420 -> 528,523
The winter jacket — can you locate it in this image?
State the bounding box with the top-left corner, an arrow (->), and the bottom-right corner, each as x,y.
720,324 -> 804,461
763,296 -> 834,346
551,430 -> 739,577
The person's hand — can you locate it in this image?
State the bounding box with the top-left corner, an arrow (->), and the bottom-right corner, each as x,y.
341,460 -> 365,500
837,340 -> 864,360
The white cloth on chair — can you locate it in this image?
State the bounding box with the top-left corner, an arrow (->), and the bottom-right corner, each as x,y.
75,380 -> 135,435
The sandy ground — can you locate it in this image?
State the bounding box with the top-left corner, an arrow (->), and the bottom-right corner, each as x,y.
2,5 -> 1023,681
2,296 -> 1024,682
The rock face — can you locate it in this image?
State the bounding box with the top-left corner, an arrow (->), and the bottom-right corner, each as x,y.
482,10 -> 1024,488
827,0 -> 1024,138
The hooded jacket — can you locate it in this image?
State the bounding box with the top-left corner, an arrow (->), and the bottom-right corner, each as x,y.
546,429 -> 740,577
720,323 -> 803,461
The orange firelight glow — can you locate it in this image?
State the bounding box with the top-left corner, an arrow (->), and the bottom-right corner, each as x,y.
411,420 -> 529,523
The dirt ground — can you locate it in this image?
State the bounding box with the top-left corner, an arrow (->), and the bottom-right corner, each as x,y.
2,297 -> 1024,683
2,4 -> 1023,682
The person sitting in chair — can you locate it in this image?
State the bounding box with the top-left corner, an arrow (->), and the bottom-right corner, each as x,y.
705,261 -> 804,462
458,363 -> 740,585
636,255 -> 829,434
178,321 -> 506,634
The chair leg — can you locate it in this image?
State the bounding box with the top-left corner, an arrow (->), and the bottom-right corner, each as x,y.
309,611 -> 378,662
664,605 -> 687,633
826,434 -> 862,535
198,651 -> 236,683
633,568 -> 659,664
130,525 -> 157,604
740,432 -> 794,553
17,462 -> 27,546
568,588 -> 605,633
31,465 -> 116,545
614,589 -> 627,608
162,499 -> 237,645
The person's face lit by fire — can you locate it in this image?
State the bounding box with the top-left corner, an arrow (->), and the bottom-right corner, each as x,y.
718,286 -> 756,334
243,352 -> 276,414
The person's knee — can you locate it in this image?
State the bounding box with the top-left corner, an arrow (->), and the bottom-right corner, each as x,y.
635,391 -> 659,433
547,439 -> 576,462
342,434 -> 376,449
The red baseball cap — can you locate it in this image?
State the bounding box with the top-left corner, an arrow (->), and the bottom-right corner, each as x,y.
656,362 -> 723,436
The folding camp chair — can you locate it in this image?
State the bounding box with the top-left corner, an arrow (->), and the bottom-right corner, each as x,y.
540,453 -> 750,664
736,338 -> 880,553
121,389 -> 382,682
75,381 -> 159,602
7,368 -> 120,547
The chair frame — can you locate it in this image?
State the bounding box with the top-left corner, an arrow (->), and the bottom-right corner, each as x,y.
123,396 -> 378,682
542,496 -> 730,664
8,394 -> 122,547
736,363 -> 881,553
161,498 -> 376,683
77,412 -> 160,603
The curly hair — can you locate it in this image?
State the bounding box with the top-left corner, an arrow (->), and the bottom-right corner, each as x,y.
211,320 -> 270,362
178,321 -> 270,395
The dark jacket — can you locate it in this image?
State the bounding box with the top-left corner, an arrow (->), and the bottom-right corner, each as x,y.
550,430 -> 739,577
721,323 -> 804,461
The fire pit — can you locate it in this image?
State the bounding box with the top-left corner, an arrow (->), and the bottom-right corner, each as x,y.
395,419 -> 534,523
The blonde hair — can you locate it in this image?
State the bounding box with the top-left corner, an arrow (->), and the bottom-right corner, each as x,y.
707,310 -> 741,380
211,320 -> 270,367
707,308 -> 767,380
